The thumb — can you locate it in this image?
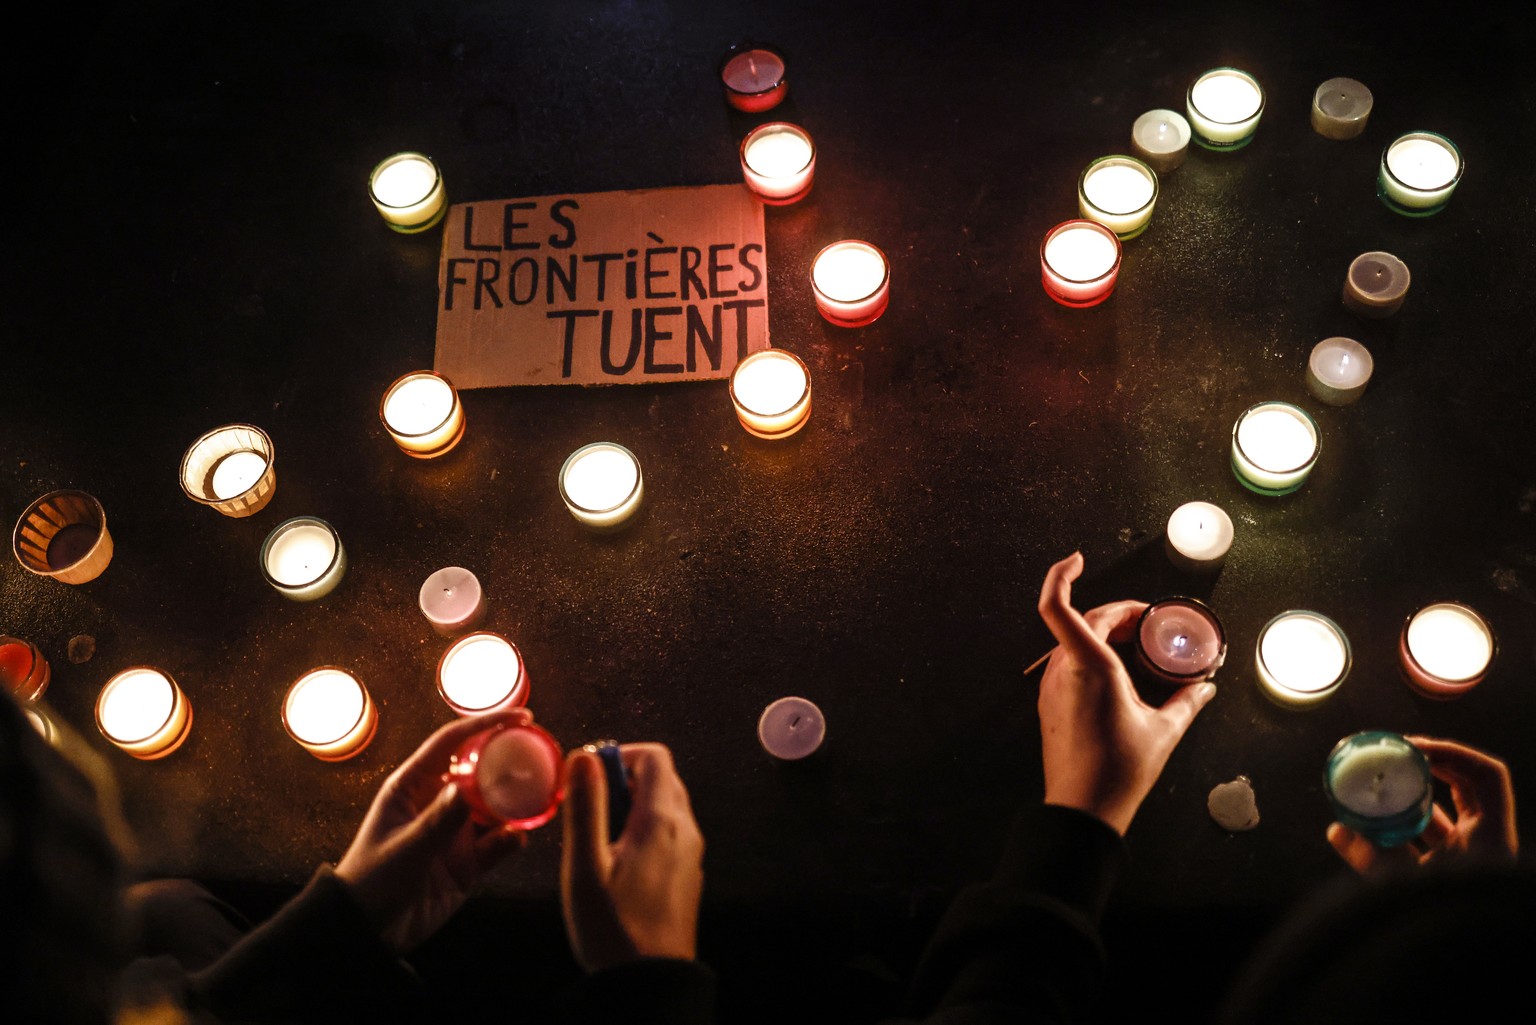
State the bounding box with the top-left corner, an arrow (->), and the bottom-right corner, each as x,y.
405,781 -> 472,853
1156,681 -> 1217,743
562,750 -> 611,887
1327,822 -> 1379,874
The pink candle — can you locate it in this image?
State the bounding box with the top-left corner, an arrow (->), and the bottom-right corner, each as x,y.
1040,220 -> 1122,308
1399,602 -> 1496,700
719,44 -> 787,112
810,241 -> 890,327
1135,598 -> 1227,684
448,722 -> 565,828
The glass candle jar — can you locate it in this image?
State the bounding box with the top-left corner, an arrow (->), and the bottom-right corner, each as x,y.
1325,731 -> 1432,848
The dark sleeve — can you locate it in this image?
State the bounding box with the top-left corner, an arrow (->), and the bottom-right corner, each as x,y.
890,804 -> 1127,1025
187,864 -> 428,1024
558,958 -> 718,1025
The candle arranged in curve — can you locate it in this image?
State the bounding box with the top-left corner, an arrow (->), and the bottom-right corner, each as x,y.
1077,156 -> 1159,239
1134,598 -> 1227,685
438,632 -> 529,715
380,371 -> 465,458
1379,132 -> 1462,216
1165,502 -> 1234,572
96,667 -> 193,759
1311,77 -> 1373,139
810,241 -> 890,327
1256,611 -> 1351,707
560,443 -> 644,530
719,43 -> 787,112
729,349 -> 812,439
1040,220 -> 1122,308
179,423 -> 277,518
1325,732 -> 1432,848
1231,402 -> 1320,495
282,667 -> 377,761
1186,68 -> 1265,149
1399,602 -> 1495,700
1306,338 -> 1374,407
449,722 -> 565,828
260,516 -> 347,601
1130,109 -> 1191,173
12,489 -> 115,585
758,696 -> 826,760
739,122 -> 815,204
1342,251 -> 1410,318
419,566 -> 485,637
368,152 -> 447,233
0,635 -> 51,702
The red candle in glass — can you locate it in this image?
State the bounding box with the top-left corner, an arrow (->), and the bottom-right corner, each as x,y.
1040,219 -> 1122,308
719,43 -> 788,113
0,636 -> 51,702
1134,597 -> 1227,685
448,722 -> 565,828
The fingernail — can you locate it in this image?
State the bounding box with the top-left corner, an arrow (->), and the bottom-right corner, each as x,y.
1198,683 -> 1217,703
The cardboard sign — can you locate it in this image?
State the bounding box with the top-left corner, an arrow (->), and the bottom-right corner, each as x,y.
434,184 -> 769,388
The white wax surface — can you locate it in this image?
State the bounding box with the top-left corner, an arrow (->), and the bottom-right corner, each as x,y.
100,669 -> 174,743
812,243 -> 887,302
734,351 -> 807,416
1406,605 -> 1494,682
419,567 -> 483,627
1132,109 -> 1191,154
1260,614 -> 1348,694
722,50 -> 784,92
1190,72 -> 1262,123
563,445 -> 641,512
265,524 -> 337,586
1309,338 -> 1373,389
1237,407 -> 1316,472
477,728 -> 559,820
1387,137 -> 1459,190
758,696 -> 826,760
1082,164 -> 1155,215
1166,501 -> 1234,562
210,450 -> 268,500
1043,226 -> 1118,282
286,669 -> 365,745
1331,743 -> 1425,816
441,635 -> 521,711
1315,78 -> 1372,120
383,375 -> 455,435
372,156 -> 437,207
744,129 -> 813,178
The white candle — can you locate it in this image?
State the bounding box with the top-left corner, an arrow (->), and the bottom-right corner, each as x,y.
418,566 -> 485,637
740,123 -> 816,204
210,450 -> 269,500
1231,402 -> 1320,495
1165,501 -> 1234,571
1186,68 -> 1265,148
1130,109 -> 1191,173
729,349 -> 812,439
1380,132 -> 1462,215
559,443 -> 644,530
1342,251 -> 1410,318
720,45 -> 787,112
381,371 -> 465,458
283,667 -> 377,761
1040,220 -> 1121,308
1256,611 -> 1351,707
438,632 -> 529,715
261,517 -> 347,601
96,667 -> 193,759
1078,156 -> 1159,239
1400,602 -> 1495,699
1306,337 -> 1374,406
758,696 -> 826,760
179,424 -> 277,518
368,152 -> 447,233
1311,77 -> 1373,140
810,241 -> 890,326
1325,732 -> 1432,847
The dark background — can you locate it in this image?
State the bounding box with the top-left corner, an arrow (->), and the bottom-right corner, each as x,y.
5,1 -> 1534,1020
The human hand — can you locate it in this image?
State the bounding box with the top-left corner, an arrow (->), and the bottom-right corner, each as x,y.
335,709 -> 531,951
561,743 -> 705,971
1328,735 -> 1518,874
1036,551 -> 1216,835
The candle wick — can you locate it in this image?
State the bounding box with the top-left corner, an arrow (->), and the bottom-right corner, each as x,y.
790,715 -> 801,728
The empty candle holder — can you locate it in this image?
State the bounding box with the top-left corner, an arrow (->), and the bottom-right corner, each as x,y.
12,489 -> 114,585
179,423 -> 277,518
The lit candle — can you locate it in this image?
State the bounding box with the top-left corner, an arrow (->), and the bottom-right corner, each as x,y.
719,43 -> 788,112
24,705 -> 56,744
0,635 -> 51,702
1399,602 -> 1496,700
1341,251 -> 1410,318
1039,219 -> 1122,308
1325,731 -> 1432,848
559,443 -> 644,531
448,722 -> 565,828
1379,132 -> 1462,216
758,696 -> 826,760
1310,77 -> 1373,140
380,371 -> 466,458
1186,68 -> 1265,150
1164,501 -> 1234,572
739,122 -> 815,205
260,516 -> 347,601
1130,109 -> 1192,173
437,632 -> 529,716
11,489 -> 114,585
1306,337 -> 1374,407
179,423 -> 277,518
418,566 -> 485,638
1256,611 -> 1351,707
1134,598 -> 1227,685
810,240 -> 890,327
368,152 -> 447,233
1077,156 -> 1159,239
1231,401 -> 1320,495
95,666 -> 193,759
729,349 -> 812,439
282,667 -> 377,761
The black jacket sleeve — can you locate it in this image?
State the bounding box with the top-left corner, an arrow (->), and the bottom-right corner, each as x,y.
558,958 -> 719,1025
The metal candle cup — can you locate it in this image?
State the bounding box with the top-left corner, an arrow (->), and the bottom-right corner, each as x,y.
95,666 -> 193,759
179,423 -> 277,518
1164,502 -> 1234,572
1130,109 -> 1191,173
380,371 -> 466,458
739,122 -> 815,205
1134,598 -> 1227,685
729,349 -> 812,439
1306,338 -> 1374,407
1342,251 -> 1410,318
368,152 -> 447,233
810,240 -> 890,327
1040,220 -> 1122,308
12,489 -> 114,585
282,667 -> 378,761
1311,77 -> 1373,140
1256,611 -> 1351,707
758,696 -> 827,760
1399,602 -> 1496,700
448,721 -> 565,828
437,632 -> 530,716
419,566 -> 485,638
